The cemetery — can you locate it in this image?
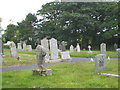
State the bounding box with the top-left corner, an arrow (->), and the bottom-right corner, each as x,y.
0,1 -> 119,89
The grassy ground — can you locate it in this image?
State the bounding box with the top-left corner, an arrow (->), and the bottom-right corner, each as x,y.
2,60 -> 119,88
2,49 -> 118,67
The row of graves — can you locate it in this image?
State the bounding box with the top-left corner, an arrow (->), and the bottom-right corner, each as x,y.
0,39 -> 120,77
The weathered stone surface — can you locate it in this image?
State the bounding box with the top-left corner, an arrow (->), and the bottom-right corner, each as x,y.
95,54 -> 106,72
76,43 -> 80,52
116,48 -> 120,55
0,40 -> 2,55
17,43 -> 22,51
70,45 -> 74,53
60,51 -> 72,61
49,38 -> 58,60
26,45 -> 32,51
23,41 -> 27,51
100,43 -> 106,55
87,45 -> 93,53
0,54 -> 3,63
41,38 -> 49,61
32,69 -> 52,76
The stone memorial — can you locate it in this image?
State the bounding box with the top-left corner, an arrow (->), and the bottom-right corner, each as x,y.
0,40 -> 2,55
17,43 -> 22,51
60,51 -> 72,61
50,38 -> 58,60
61,41 -> 66,51
6,41 -> 19,58
87,45 -> 93,53
26,45 -> 32,51
116,48 -> 120,55
23,41 -> 27,51
114,43 -> 118,50
70,45 -> 74,53
95,54 -> 106,72
100,43 -> 106,55
76,43 -> 80,52
41,38 -> 49,61
32,45 -> 52,76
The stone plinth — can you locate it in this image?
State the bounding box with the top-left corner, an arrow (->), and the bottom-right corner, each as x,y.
32,69 -> 52,76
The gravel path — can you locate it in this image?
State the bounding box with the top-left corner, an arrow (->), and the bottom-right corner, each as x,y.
1,57 -> 118,72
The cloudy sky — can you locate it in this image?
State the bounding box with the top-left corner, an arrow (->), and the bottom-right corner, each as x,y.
0,0 -> 54,29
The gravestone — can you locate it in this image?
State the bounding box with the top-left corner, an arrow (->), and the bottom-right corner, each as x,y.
114,43 -> 118,50
23,41 -> 27,51
116,48 -> 120,55
76,43 -> 80,52
17,43 -> 22,51
70,45 -> 74,53
0,40 -> 2,55
26,45 -> 32,51
60,51 -> 72,61
95,54 -> 106,72
87,45 -> 93,53
41,38 -> 49,61
9,41 -> 19,58
100,43 -> 106,55
61,41 -> 66,51
32,45 -> 52,76
50,38 -> 58,60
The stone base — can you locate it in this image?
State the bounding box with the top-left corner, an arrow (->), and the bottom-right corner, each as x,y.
32,69 -> 52,76
62,58 -> 72,62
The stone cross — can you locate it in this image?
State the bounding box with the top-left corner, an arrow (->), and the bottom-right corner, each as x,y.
100,43 -> 106,55
95,54 -> 106,72
70,45 -> 74,53
41,38 -> 49,61
87,45 -> 92,53
76,43 -> 80,52
26,45 -> 32,51
49,38 -> 58,60
36,45 -> 46,71
17,43 -> 22,51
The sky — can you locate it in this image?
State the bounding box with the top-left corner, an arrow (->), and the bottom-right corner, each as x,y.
0,0 -> 55,29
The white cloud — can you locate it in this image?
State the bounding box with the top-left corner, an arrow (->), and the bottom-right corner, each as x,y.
0,0 -> 54,29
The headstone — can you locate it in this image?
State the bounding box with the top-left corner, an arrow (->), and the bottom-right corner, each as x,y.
95,54 -> 106,72
114,43 -> 118,50
87,45 -> 93,53
60,51 -> 72,61
100,43 -> 106,55
26,45 -> 32,51
70,45 -> 74,53
76,43 -> 80,52
23,41 -> 27,51
41,38 -> 49,61
32,45 -> 52,76
61,41 -> 66,51
0,40 -> 2,55
0,51 -> 3,63
116,48 -> 120,55
50,38 -> 58,60
9,41 -> 19,58
17,43 -> 22,51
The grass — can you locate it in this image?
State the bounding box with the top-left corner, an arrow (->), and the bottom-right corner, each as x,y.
2,60 -> 119,88
2,49 -> 118,67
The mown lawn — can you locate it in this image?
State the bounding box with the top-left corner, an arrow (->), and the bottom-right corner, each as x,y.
2,49 -> 118,67
2,60 -> 119,88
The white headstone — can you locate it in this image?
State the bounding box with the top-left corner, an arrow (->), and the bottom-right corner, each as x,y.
41,38 -> 49,61
100,43 -> 106,55
60,51 -> 72,61
95,54 -> 106,72
87,45 -> 93,53
17,43 -> 22,51
116,48 -> 120,55
23,42 -> 27,51
70,45 -> 74,53
76,43 -> 80,52
9,41 -> 18,58
26,45 -> 32,51
50,38 -> 58,60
